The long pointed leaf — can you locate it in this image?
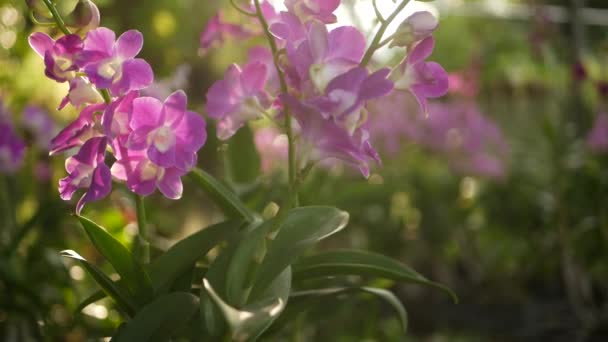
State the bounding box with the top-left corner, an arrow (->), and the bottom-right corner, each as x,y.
249,206 -> 349,300
148,219 -> 244,294
189,168 -> 258,222
203,267 -> 290,342
75,290 -> 106,313
287,287 -> 408,334
60,250 -> 136,317
111,292 -> 199,342
293,249 -> 458,303
76,216 -> 154,304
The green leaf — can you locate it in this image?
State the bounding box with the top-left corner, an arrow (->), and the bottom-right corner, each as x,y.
148,219 -> 243,294
189,168 -> 258,222
60,250 -> 136,317
202,267 -> 291,342
226,220 -> 271,306
76,216 -> 154,304
249,206 -> 349,300
111,292 -> 199,342
293,249 -> 458,303
228,125 -> 261,183
289,286 -> 408,334
75,290 -> 106,313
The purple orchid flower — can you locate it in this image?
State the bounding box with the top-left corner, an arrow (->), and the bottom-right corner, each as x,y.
127,90 -> 206,171
50,103 -> 107,155
78,27 -> 154,96
391,37 -> 448,114
102,91 -> 139,148
111,148 -> 187,199
22,105 -> 57,150
200,12 -> 252,56
254,126 -> 288,172
291,21 -> 366,93
307,67 -> 393,134
0,121 -> 26,174
58,136 -> 112,214
282,94 -> 381,178
28,32 -> 83,83
285,0 -> 341,24
58,77 -> 104,110
206,62 -> 270,140
587,112 -> 608,153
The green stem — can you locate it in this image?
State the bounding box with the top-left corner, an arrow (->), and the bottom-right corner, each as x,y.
360,0 -> 410,67
253,0 -> 299,208
41,0 -> 72,35
134,194 -> 150,263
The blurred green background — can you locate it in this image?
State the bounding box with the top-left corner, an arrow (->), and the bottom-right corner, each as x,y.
1,0 -> 607,340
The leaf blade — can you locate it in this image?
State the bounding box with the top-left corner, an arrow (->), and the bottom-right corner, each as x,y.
293,249 -> 458,303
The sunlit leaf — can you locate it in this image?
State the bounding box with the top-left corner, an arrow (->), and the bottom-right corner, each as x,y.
249,206 -> 349,300
76,216 -> 154,304
202,267 -> 290,342
148,219 -> 244,294
60,250 -> 136,317
293,249 -> 458,303
189,168 -> 259,222
111,292 -> 199,342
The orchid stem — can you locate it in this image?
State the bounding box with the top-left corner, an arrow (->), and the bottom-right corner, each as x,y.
253,0 -> 299,208
134,194 -> 150,263
41,0 -> 72,35
360,0 -> 410,67
229,0 -> 257,17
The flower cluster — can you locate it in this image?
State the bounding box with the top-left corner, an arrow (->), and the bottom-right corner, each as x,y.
203,1 -> 448,178
368,96 -> 509,179
0,101 -> 26,174
29,26 -> 206,213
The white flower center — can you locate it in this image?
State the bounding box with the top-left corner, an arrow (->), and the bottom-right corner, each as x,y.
310,63 -> 345,93
55,56 -> 73,71
152,126 -> 175,153
111,112 -> 130,135
140,160 -> 165,182
98,59 -> 123,81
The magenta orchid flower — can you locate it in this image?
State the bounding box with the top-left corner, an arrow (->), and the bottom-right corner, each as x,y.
200,12 -> 252,55
111,148 -> 187,199
291,21 -> 366,93
282,94 -> 381,178
0,121 -> 26,174
58,77 -> 104,110
206,62 -> 270,140
102,91 -> 139,148
58,136 -> 112,214
391,37 -> 448,114
28,32 -> 83,83
254,126 -> 288,172
78,27 -> 153,96
50,103 -> 106,155
285,0 -> 340,24
23,105 -> 57,150
307,67 -> 393,134
127,90 -> 206,171
587,112 -> 608,153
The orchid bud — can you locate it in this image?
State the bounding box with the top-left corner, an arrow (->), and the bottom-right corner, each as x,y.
390,11 -> 438,48
65,0 -> 100,33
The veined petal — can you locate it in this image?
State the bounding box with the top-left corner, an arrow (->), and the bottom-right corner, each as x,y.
121,58 -> 154,91
162,90 -> 187,126
407,37 -> 435,64
76,162 -> 112,214
130,96 -> 163,130
28,32 -> 54,58
115,30 -> 143,59
157,167 -> 185,199
327,26 -> 366,63
84,27 -> 115,56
